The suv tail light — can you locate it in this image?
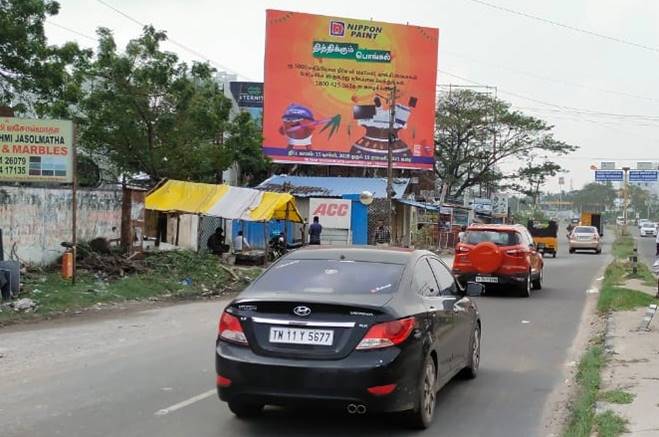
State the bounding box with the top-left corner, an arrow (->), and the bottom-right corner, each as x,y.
356,317 -> 416,350
218,311 -> 248,345
506,249 -> 528,257
457,245 -> 471,253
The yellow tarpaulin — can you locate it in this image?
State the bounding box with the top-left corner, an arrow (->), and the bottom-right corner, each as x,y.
146,179 -> 304,223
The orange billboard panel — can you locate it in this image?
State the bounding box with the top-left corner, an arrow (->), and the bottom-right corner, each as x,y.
263,10 -> 439,170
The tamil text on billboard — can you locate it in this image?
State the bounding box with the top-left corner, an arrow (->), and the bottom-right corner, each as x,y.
263,10 -> 439,170
0,117 -> 74,183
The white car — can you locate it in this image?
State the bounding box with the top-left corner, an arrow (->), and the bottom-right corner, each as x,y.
640,222 -> 658,237
639,219 -> 650,229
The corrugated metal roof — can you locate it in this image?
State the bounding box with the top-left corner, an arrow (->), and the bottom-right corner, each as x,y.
257,175 -> 410,199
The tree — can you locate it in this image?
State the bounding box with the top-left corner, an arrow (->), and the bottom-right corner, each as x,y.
223,111 -> 270,186
435,90 -> 577,199
628,184 -> 657,218
0,0 -> 89,116
77,26 -> 235,182
568,183 -> 617,212
511,159 -> 562,207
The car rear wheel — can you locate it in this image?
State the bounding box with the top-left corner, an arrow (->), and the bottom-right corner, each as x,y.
519,273 -> 531,297
461,324 -> 481,379
228,400 -> 264,418
532,269 -> 543,290
405,355 -> 437,429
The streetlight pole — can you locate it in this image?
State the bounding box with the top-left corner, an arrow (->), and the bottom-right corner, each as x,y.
622,167 -> 630,234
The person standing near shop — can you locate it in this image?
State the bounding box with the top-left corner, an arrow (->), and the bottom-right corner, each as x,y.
374,220 -> 391,246
309,216 -> 322,245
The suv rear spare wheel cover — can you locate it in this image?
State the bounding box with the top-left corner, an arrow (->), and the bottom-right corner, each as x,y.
469,242 -> 504,274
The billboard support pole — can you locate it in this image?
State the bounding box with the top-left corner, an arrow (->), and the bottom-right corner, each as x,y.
71,126 -> 78,285
387,84 -> 396,243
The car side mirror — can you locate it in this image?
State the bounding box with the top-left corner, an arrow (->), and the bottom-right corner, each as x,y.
465,282 -> 484,297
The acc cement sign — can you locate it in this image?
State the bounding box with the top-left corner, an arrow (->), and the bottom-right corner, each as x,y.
0,117 -> 74,183
309,198 -> 352,229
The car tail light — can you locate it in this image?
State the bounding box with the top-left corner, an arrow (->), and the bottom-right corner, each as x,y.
216,375 -> 232,387
356,317 -> 416,350
457,245 -> 471,253
368,384 -> 397,396
218,311 -> 248,345
506,249 -> 527,257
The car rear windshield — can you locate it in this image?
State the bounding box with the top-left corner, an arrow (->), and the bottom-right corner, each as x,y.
463,230 -> 519,246
574,226 -> 596,233
249,259 -> 404,295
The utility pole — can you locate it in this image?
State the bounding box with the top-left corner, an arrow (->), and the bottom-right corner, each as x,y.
622,166 -> 630,233
386,84 -> 396,243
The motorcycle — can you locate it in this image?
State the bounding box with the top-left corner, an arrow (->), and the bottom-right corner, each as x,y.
268,232 -> 287,261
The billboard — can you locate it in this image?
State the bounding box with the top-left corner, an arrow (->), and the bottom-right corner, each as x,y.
600,161 -> 616,170
636,161 -> 655,170
263,10 -> 439,170
229,82 -> 263,121
309,198 -> 351,229
0,117 -> 74,183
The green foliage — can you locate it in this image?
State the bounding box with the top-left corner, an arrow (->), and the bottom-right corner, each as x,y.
563,343 -> 604,437
76,26 -> 236,182
594,410 -> 627,437
435,89 -> 577,198
512,159 -> 563,206
599,390 -> 634,405
0,0 -> 89,116
597,236 -> 657,313
223,111 -> 270,186
568,183 -> 617,213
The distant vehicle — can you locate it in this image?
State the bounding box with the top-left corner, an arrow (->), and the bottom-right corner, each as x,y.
580,212 -> 603,237
453,224 -> 544,297
638,219 -> 650,230
527,219 -> 558,258
640,222 -> 658,237
569,226 -> 602,254
216,247 -> 483,429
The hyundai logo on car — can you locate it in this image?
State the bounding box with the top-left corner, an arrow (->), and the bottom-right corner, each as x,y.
293,305 -> 311,317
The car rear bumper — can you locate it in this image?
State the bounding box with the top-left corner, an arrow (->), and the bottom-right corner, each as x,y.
453,271 -> 527,287
215,340 -> 420,412
569,241 -> 601,250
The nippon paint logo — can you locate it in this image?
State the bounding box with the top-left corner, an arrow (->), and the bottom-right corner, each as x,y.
329,20 -> 345,37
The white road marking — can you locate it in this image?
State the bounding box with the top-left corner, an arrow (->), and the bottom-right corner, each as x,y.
154,389 -> 216,416
521,320 -> 531,324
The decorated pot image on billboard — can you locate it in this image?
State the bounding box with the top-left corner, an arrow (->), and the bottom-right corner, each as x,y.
263,10 -> 439,170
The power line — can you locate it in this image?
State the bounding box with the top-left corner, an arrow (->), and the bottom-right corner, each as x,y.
442,49 -> 659,105
464,0 -> 659,54
437,70 -> 659,121
45,20 -> 97,42
94,0 -> 251,80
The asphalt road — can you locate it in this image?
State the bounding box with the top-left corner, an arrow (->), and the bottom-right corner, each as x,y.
0,239 -> 610,437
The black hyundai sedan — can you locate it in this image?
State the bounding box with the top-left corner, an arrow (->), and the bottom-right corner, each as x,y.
215,247 -> 482,428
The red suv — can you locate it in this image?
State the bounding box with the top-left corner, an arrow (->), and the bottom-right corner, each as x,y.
452,224 -> 544,297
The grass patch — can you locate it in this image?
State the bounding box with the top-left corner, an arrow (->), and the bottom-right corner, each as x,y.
612,235 -> 634,259
594,410 -> 628,437
563,342 -> 605,437
596,236 -> 657,313
599,389 -> 635,404
0,251 -> 262,326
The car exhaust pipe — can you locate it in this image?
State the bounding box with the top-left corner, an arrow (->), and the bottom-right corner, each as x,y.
346,404 -> 357,414
356,404 -> 367,415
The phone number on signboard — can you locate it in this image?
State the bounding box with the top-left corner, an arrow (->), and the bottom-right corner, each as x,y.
0,156 -> 27,175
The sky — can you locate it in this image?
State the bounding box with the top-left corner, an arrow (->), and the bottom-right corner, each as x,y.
44,0 -> 659,192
